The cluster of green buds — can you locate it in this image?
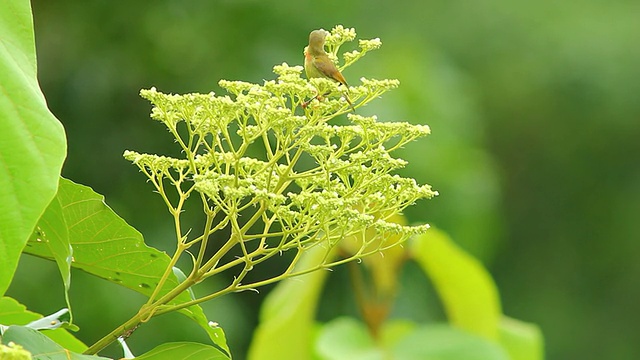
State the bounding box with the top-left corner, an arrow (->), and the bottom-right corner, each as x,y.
123,26 -> 436,292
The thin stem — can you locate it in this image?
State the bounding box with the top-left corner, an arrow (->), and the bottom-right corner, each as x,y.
146,182 -> 189,305
85,274 -> 199,355
193,197 -> 216,272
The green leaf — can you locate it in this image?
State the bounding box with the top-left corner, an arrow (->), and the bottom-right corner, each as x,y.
0,297 -> 87,353
498,316 -> 544,360
378,319 -> 417,349
410,228 -> 501,339
0,0 -> 66,295
391,324 -> 509,360
23,178 -> 223,348
29,194 -> 72,293
248,245 -> 334,360
24,178 -> 169,295
172,267 -> 230,355
0,326 -> 109,360
314,317 -> 383,360
207,324 -> 230,358
134,342 -> 229,360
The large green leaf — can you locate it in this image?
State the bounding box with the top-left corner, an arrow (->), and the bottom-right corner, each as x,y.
314,320 -> 510,360
135,342 -> 229,360
24,178 -> 223,349
411,228 -> 501,339
0,0 -> 66,295
29,194 -> 72,293
1,326 -> 110,360
314,317 -> 384,360
248,245 -> 334,360
498,316 -> 544,360
391,324 -> 509,360
0,297 -> 86,353
24,178 -> 174,296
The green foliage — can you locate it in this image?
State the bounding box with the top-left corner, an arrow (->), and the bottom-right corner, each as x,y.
20,1 -> 639,358
248,245 -> 331,360
1,1 -> 547,358
134,342 -> 229,360
0,0 -> 66,296
24,179 -> 223,352
391,325 -> 509,360
248,226 -> 543,360
1,12 -> 443,359
411,227 -> 501,339
0,297 -> 86,353
1,326 -> 111,360
499,317 -> 544,360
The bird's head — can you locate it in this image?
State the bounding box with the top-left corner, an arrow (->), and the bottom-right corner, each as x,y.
308,29 -> 329,56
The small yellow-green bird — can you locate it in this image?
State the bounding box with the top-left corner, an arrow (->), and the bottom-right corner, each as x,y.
304,29 -> 354,111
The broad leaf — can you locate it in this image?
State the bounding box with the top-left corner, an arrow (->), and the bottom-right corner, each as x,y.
248,245 -> 334,360
0,0 -> 66,295
411,228 -> 501,339
392,324 -> 509,360
24,178 -> 223,348
1,326 -> 109,360
314,317 -> 384,360
378,319 -> 417,350
499,316 -> 544,360
314,320 -> 510,360
0,297 -> 86,353
135,342 -> 229,360
29,195 -> 72,293
25,178 -> 169,294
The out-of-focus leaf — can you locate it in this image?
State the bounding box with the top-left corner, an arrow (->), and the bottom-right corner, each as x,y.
410,228 -> 501,339
1,326 -> 110,360
134,342 -> 229,360
0,0 -> 66,295
379,319 -> 417,349
23,178 -> 221,347
499,316 -> 544,360
0,297 -> 86,353
314,317 -> 383,360
391,324 -> 509,360
248,245 -> 334,360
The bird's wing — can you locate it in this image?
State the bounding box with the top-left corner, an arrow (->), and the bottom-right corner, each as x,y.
313,56 -> 348,87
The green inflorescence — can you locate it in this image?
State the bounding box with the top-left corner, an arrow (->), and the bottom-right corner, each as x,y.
123,25 -> 437,298
0,343 -> 31,360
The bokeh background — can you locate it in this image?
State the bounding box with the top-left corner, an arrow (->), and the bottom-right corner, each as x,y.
7,1 -> 639,359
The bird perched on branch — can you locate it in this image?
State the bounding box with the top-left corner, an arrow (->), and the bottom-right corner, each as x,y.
303,29 -> 354,111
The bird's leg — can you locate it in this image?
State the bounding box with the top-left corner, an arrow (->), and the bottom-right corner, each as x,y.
301,93 -> 319,109
343,90 -> 355,112
301,90 -> 324,109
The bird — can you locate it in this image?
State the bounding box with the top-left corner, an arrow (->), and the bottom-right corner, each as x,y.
303,29 -> 354,111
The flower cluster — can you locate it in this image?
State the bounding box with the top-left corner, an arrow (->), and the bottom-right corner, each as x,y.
124,26 -> 436,286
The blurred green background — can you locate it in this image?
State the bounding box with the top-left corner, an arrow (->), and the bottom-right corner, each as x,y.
8,0 -> 639,359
